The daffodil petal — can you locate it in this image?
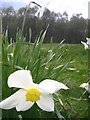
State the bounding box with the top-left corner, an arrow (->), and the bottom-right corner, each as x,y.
35,10 -> 39,17
86,38 -> 90,45
8,70 -> 33,89
16,96 -> 34,111
35,7 -> 44,18
31,83 -> 49,94
0,89 -> 24,109
36,93 -> 54,112
16,102 -> 34,112
81,41 -> 88,49
39,79 -> 68,94
80,83 -> 87,89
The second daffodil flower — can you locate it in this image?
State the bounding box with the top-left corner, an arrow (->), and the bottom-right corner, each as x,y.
81,37 -> 90,49
35,6 -> 45,18
0,70 -> 68,112
35,2 -> 50,18
80,82 -> 90,93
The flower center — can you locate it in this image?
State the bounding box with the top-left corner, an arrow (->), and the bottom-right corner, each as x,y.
25,87 -> 41,102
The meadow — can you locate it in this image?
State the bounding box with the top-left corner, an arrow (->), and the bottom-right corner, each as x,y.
1,31 -> 89,119
43,43 -> 88,119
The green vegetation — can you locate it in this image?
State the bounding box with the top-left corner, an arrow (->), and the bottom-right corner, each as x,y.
1,29 -> 88,119
47,44 -> 88,119
43,44 -> 88,118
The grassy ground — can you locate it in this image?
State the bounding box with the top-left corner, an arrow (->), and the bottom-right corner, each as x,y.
43,44 -> 88,119
1,43 -> 89,119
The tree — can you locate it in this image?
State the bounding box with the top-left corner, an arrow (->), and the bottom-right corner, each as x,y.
67,14 -> 87,43
5,6 -> 15,16
18,7 -> 26,16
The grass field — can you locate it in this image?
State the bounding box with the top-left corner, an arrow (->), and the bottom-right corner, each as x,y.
1,43 -> 89,119
43,44 -> 88,118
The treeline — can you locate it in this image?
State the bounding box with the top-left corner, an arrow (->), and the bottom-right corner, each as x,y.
2,6 -> 88,43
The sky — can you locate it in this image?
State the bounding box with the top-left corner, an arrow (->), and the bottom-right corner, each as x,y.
1,0 -> 90,19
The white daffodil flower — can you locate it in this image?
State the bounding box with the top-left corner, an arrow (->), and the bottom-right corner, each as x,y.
81,37 -> 90,49
80,82 -> 90,93
35,6 -> 45,18
0,70 -> 68,112
35,2 -> 50,18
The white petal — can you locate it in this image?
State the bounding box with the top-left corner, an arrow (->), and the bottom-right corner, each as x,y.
39,79 -> 68,94
0,89 -> 24,109
88,84 -> 90,93
35,7 -> 45,18
86,38 -> 90,45
8,70 -> 33,89
86,37 -> 88,43
31,83 -> 49,94
16,94 -> 34,111
0,88 -> 34,111
80,83 -> 87,89
81,41 -> 88,49
36,93 -> 54,112
16,101 -> 34,112
39,8 -> 45,17
35,10 -> 39,17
